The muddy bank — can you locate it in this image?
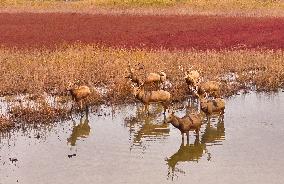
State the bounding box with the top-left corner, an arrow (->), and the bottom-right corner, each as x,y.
0,13 -> 283,50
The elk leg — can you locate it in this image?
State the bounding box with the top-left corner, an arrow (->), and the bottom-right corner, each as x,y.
80,100 -> 83,110
181,137 -> 185,146
218,113 -> 222,122
186,132 -> 189,144
195,128 -> 200,136
145,104 -> 150,115
163,103 -> 167,115
163,113 -> 166,123
71,103 -> 74,112
221,109 -> 225,121
161,82 -> 165,90
207,115 -> 211,123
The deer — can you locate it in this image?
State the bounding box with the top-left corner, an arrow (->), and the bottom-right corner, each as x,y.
132,85 -> 171,115
67,82 -> 91,110
200,97 -> 225,121
165,110 -> 202,141
126,62 -> 167,89
197,81 -> 221,99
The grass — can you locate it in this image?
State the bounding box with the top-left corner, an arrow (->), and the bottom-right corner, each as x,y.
0,115 -> 14,131
9,104 -> 70,125
0,44 -> 283,102
0,0 -> 283,16
0,44 -> 283,131
1,0 -> 282,8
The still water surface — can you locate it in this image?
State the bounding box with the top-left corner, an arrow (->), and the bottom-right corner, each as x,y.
1,92 -> 284,184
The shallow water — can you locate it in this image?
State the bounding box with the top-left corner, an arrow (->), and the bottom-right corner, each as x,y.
1,92 -> 284,184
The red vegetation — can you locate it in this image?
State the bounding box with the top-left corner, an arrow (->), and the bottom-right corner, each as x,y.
0,13 -> 283,50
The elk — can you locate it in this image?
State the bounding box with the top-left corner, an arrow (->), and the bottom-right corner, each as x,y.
165,111 -> 202,141
132,86 -> 171,114
144,71 -> 167,88
200,98 -> 225,121
197,81 -> 221,98
67,82 -> 91,110
126,63 -> 167,88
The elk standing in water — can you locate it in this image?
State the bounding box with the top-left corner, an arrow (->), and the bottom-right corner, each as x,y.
200,97 -> 225,121
197,81 -> 221,99
67,82 -> 91,110
126,63 -> 167,89
165,111 -> 202,142
132,85 -> 171,115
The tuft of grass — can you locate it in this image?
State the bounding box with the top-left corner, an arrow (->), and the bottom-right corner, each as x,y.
0,115 -> 14,131
9,101 -> 70,125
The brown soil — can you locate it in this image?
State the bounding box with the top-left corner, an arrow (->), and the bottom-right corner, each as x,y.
0,13 -> 283,50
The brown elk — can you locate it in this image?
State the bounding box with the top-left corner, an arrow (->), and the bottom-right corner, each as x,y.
197,81 -> 221,98
165,111 -> 202,141
126,63 -> 167,88
67,82 -> 91,110
132,86 -> 171,114
200,97 -> 225,120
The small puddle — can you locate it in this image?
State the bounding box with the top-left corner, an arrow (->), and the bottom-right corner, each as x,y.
0,92 -> 284,183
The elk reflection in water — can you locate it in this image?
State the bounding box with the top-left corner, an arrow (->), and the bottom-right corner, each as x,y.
201,118 -> 225,145
67,109 -> 91,147
166,110 -> 225,180
166,135 -> 206,180
124,105 -> 170,150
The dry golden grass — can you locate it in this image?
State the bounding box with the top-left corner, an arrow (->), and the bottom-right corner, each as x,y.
0,0 -> 283,17
1,0 -> 282,8
0,45 -> 283,104
8,95 -> 71,125
0,45 -> 284,131
9,105 -> 70,125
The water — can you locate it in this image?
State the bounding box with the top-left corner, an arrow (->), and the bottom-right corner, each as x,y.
1,92 -> 284,184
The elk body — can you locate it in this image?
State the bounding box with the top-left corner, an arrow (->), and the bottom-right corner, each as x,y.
67,83 -> 91,110
197,81 -> 220,98
133,86 -> 171,114
145,71 -> 167,85
165,112 -> 202,141
126,64 -> 167,88
200,98 -> 225,120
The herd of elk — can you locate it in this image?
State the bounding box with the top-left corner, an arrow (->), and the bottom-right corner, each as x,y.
66,63 -> 225,141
